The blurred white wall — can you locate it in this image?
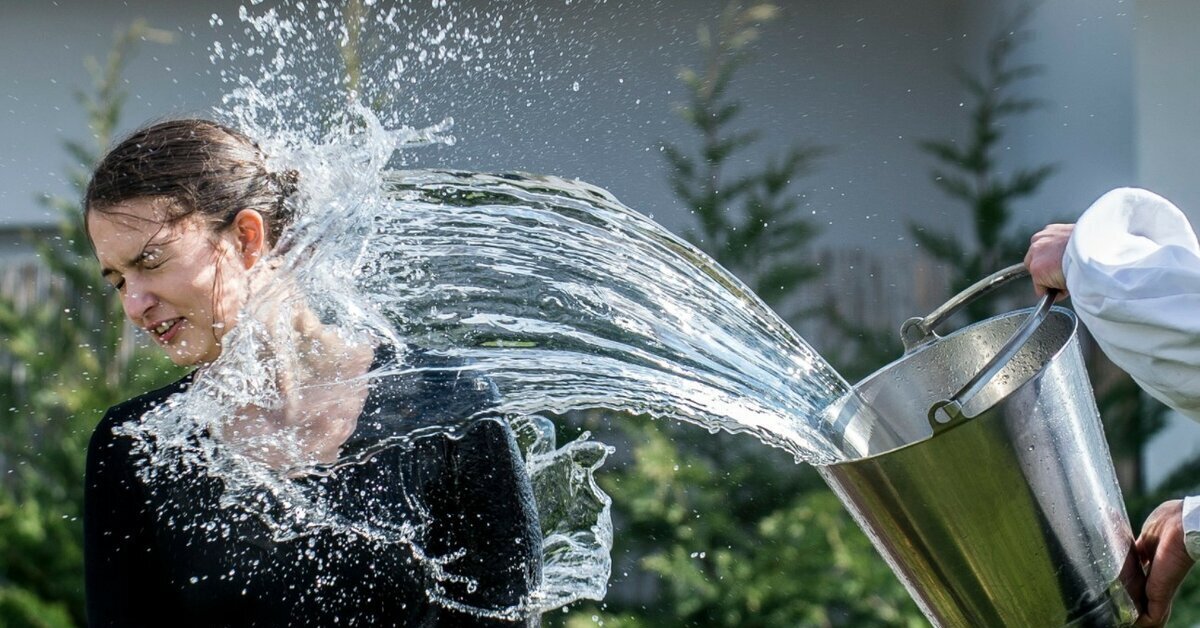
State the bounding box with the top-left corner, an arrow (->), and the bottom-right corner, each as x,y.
975,0 -> 1137,224
1136,0 -> 1200,218
0,1 -> 1150,247
1,0 -> 968,247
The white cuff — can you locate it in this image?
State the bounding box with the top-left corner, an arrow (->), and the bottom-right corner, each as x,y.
1181,495 -> 1200,561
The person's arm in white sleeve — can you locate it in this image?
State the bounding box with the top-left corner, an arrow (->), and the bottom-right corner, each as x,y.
1063,187 -> 1200,422
1026,187 -> 1200,627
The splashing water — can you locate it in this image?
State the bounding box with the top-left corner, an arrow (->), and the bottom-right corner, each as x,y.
369,168 -> 852,460
116,1 -> 866,621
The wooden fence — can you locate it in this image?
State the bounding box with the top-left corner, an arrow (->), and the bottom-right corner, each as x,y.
806,247 -> 950,337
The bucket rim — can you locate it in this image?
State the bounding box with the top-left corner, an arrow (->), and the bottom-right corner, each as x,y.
823,304 -> 1079,466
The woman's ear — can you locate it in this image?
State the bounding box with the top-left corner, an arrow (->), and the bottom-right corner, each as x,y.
232,209 -> 267,269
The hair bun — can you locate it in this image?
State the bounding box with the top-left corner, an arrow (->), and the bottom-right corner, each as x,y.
271,169 -> 300,198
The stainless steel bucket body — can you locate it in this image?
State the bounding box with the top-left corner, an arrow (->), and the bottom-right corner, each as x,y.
819,306 -> 1143,627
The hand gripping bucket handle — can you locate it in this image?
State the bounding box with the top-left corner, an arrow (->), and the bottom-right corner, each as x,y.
899,263 -> 1057,431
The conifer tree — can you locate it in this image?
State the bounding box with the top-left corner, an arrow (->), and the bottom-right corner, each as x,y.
0,21 -> 179,626
661,2 -> 824,321
909,4 -> 1056,320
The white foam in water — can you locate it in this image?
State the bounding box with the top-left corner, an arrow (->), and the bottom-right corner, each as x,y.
117,1 -> 858,620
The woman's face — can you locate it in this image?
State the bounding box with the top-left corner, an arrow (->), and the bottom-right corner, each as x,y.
88,197 -> 259,367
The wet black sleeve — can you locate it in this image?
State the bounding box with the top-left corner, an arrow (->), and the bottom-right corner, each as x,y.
421,419 -> 543,625
405,368 -> 544,626
84,408 -> 172,627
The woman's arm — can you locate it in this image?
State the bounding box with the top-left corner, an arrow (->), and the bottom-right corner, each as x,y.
84,410 -> 170,626
420,417 -> 543,626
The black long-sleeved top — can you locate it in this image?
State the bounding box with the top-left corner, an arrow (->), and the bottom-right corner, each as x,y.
84,351 -> 542,627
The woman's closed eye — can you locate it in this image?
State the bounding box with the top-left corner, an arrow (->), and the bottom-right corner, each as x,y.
105,256 -> 163,292
140,249 -> 167,269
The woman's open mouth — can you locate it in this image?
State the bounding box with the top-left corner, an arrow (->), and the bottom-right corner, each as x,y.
151,318 -> 184,343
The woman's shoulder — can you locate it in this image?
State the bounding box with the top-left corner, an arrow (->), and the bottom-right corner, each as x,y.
343,344 -> 502,448
90,371 -> 197,445
85,371 -> 196,488
371,346 -> 500,421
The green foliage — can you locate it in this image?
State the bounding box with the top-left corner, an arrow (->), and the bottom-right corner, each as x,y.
557,420 -> 922,628
0,21 -> 182,626
0,586 -> 74,628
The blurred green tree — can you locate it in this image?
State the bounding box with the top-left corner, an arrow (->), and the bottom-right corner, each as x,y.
823,6 -> 1062,380
908,4 -> 1056,319
556,3 -> 921,627
661,2 -> 824,322
0,20 -> 181,626
558,417 -> 922,628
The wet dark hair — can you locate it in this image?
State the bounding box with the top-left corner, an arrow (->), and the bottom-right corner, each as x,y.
84,118 -> 299,247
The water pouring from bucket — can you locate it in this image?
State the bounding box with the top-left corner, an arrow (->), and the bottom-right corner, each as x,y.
820,263 -> 1146,627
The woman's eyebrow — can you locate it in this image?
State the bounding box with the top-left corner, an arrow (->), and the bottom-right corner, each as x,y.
100,237 -> 175,279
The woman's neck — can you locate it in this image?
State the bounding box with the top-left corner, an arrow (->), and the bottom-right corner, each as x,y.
221,297 -> 379,471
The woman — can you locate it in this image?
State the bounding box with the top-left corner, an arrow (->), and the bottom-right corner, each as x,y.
82,119 -> 542,626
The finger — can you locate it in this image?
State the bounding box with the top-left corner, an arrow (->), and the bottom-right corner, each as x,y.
1137,599 -> 1166,626
1136,600 -> 1171,628
1142,550 -> 1191,626
1137,531 -> 1158,567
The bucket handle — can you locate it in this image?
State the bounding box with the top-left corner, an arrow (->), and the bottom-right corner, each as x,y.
900,263 -> 1033,351
898,263 -> 1058,429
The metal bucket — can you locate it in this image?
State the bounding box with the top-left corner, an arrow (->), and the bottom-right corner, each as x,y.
818,264 -> 1145,627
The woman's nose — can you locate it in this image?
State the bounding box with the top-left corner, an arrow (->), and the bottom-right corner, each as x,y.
121,281 -> 158,324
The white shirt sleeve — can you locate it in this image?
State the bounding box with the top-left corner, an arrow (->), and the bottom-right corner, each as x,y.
1183,495 -> 1200,560
1063,187 -> 1200,423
